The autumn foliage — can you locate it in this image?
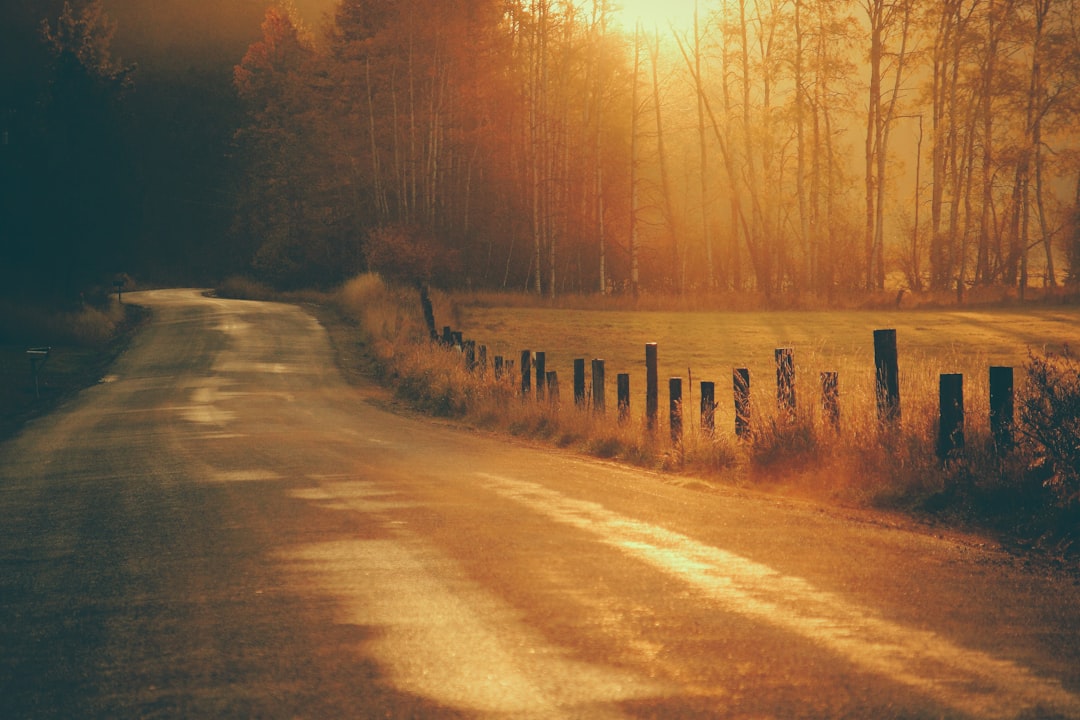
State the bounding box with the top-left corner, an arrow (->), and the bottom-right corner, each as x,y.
227,0 -> 1080,299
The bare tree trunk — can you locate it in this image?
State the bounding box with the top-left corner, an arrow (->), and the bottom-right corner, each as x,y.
738,0 -> 768,294
650,30 -> 682,293
863,0 -> 912,291
794,0 -> 810,290
976,0 -> 1004,285
672,18 -> 747,291
592,0 -> 607,294
529,0 -> 547,296
694,1 -> 714,289
365,58 -> 389,223
630,21 -> 641,297
864,6 -> 880,291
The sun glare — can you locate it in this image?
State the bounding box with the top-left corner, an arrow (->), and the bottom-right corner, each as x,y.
611,0 -> 704,31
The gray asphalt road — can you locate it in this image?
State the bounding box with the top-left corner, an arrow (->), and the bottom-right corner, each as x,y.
1,289 -> 1078,719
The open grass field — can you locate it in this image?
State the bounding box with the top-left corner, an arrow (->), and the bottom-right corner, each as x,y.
457,305 -> 1080,437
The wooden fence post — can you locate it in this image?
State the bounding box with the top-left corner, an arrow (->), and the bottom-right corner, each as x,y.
547,371 -> 559,405
820,372 -> 840,429
700,381 -> 715,437
734,368 -> 751,438
938,373 -> 964,460
989,366 -> 1014,451
617,373 -> 630,424
646,343 -> 659,431
442,326 -> 453,346
776,347 -> 796,418
478,345 -> 487,375
874,329 -> 901,423
670,378 -> 683,445
535,351 -> 546,401
452,331 -> 463,350
592,359 -> 606,414
574,359 -> 586,407
464,340 -> 476,371
494,355 -> 504,380
520,350 -> 531,396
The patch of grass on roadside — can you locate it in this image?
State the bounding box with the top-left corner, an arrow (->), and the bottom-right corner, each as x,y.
0,301 -> 148,443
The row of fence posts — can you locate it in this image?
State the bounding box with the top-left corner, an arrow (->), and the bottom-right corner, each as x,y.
439,325 -> 1015,462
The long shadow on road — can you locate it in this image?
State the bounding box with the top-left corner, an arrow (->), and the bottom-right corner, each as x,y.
0,464 -> 466,719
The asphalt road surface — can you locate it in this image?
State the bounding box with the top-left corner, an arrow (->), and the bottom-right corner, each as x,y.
2,288 -> 1079,719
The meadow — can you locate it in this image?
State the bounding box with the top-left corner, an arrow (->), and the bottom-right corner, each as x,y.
256,274 -> 1080,553
458,304 -> 1080,440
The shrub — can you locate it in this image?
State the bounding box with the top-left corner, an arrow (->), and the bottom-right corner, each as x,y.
216,275 -> 277,301
1020,349 -> 1080,510
364,224 -> 461,287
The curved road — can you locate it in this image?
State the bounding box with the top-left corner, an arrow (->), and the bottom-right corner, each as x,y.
1,289 -> 1078,719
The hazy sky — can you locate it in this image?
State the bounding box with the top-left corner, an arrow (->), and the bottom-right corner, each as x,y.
102,0 -> 337,72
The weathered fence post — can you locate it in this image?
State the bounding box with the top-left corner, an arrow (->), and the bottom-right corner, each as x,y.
547,371 -> 559,405
574,359 -> 586,407
535,351 -> 547,401
420,284 -> 437,340
646,343 -> 659,431
452,331 -> 463,350
938,373 -> 964,460
734,368 -> 751,438
820,372 -> 840,429
442,326 -> 453,346
776,348 -> 796,418
520,350 -> 531,396
464,340 -> 476,371
478,345 -> 487,375
494,355 -> 504,380
670,378 -> 683,445
874,329 -> 901,423
617,373 -> 630,424
700,381 -> 716,437
592,359 -> 606,414
989,366 -> 1014,451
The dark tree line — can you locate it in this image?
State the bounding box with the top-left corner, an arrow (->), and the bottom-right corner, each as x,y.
1,0 -> 254,307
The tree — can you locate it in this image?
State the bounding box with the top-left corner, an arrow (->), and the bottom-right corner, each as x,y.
860,0 -> 914,291
32,0 -> 136,304
235,5 -> 350,288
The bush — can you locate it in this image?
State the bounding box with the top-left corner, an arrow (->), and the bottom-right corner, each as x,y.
364,224 -> 461,286
215,275 -> 277,301
1020,350 -> 1080,510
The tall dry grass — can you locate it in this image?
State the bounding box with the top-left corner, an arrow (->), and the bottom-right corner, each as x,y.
335,273 -> 1075,550
335,274 -> 949,491
0,299 -> 130,347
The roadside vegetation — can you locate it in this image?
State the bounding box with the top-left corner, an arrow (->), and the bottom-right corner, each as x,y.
0,291 -> 146,442
294,273 -> 1080,559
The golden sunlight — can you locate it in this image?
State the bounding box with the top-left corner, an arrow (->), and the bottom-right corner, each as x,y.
610,0 -> 707,31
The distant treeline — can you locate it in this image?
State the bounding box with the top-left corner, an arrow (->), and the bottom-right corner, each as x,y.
5,0 -> 1080,306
